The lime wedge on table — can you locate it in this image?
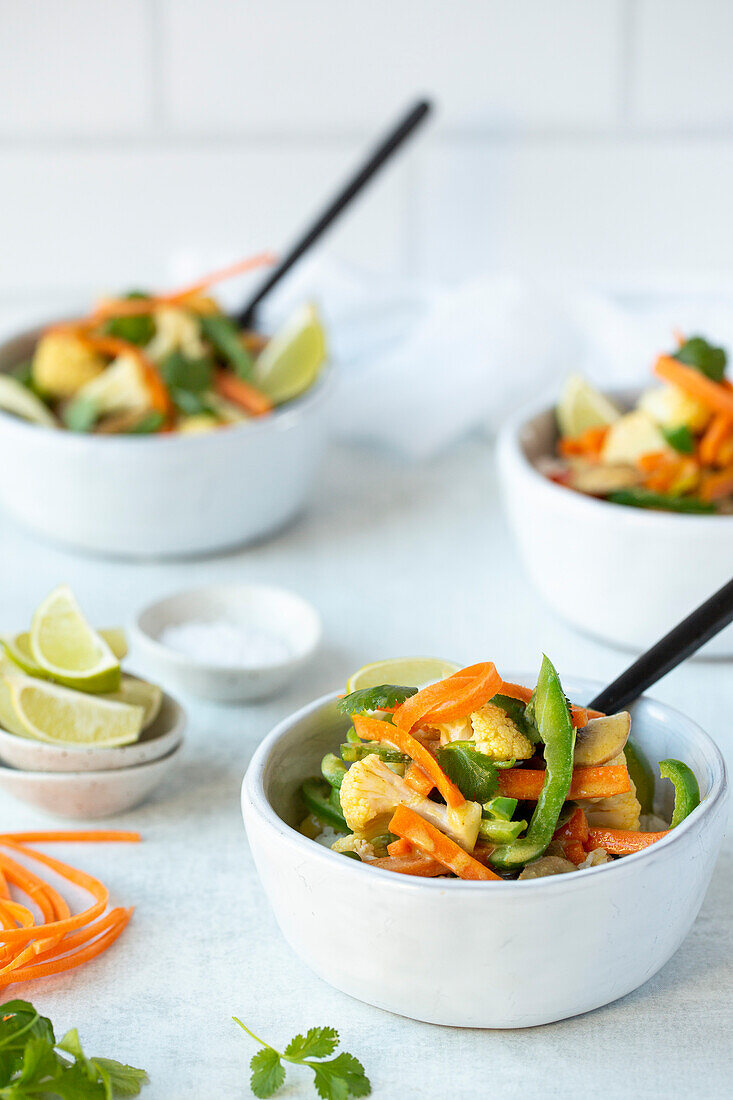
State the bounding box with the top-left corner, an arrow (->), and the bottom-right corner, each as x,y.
346,657 -> 460,694
556,375 -> 621,438
5,674 -> 143,747
30,585 -> 121,694
104,676 -> 162,729
253,304 -> 326,404
0,374 -> 57,428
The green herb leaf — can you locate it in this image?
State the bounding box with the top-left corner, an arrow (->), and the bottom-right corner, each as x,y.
607,488 -> 716,514
673,335 -> 727,382
311,1053 -> 371,1100
490,694 -> 540,742
200,314 -> 255,380
91,1060 -> 148,1098
436,743 -> 498,802
284,1028 -> 338,1061
62,394 -> 99,433
159,350 -> 213,394
337,685 -> 418,715
250,1048 -> 286,1099
662,424 -> 695,454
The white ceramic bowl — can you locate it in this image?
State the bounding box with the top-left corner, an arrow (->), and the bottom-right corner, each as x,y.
133,583 -> 321,703
497,392 -> 733,655
0,323 -> 333,558
0,691 -> 184,773
0,742 -> 182,819
242,677 -> 728,1028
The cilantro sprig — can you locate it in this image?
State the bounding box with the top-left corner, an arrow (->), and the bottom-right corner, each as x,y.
0,999 -> 148,1098
672,335 -> 727,382
233,1020 -> 371,1099
337,684 -> 417,715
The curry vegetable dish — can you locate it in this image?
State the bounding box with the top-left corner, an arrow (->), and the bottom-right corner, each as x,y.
299,658 -> 700,880
549,333 -> 733,514
0,254 -> 327,436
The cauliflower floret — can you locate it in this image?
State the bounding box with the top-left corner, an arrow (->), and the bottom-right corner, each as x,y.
331,834 -> 377,861
431,704 -> 534,762
32,332 -> 106,398
145,306 -> 208,362
577,750 -> 641,830
579,848 -> 610,869
638,384 -> 711,433
339,754 -> 481,850
75,354 -> 152,417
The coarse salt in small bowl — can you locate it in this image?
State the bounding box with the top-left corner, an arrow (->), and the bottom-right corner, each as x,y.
132,583 -> 322,703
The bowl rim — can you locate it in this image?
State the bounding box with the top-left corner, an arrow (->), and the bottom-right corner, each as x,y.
133,582 -> 322,675
0,319 -> 334,448
242,677 -> 728,893
0,738 -> 182,780
498,387 -> 733,527
0,690 -> 185,759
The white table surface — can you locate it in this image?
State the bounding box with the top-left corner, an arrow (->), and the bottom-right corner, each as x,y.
0,437 -> 730,1099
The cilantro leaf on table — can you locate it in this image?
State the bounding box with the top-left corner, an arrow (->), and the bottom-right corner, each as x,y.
234,1019 -> 371,1099
337,684 -> 418,715
672,335 -> 727,382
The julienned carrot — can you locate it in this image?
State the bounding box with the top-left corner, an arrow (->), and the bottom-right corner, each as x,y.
30,907 -> 128,965
368,854 -> 445,877
498,681 -> 602,727
386,838 -> 413,857
214,369 -> 273,416
83,335 -> 173,417
700,465 -> 733,502
559,426 -> 608,459
389,805 -> 502,881
654,355 -> 733,418
0,831 -> 142,844
393,663 -> 502,730
587,828 -> 668,855
404,762 -> 434,797
0,844 -> 108,945
0,910 -> 132,988
498,765 -> 630,801
352,714 -> 465,809
699,413 -> 733,466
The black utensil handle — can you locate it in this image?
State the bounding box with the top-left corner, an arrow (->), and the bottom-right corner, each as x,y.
589,575 -> 733,714
236,98 -> 433,327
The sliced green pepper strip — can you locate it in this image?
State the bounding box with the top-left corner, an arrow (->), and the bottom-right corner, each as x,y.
482,796 -> 517,821
659,759 -> 700,828
321,753 -> 347,790
624,739 -> 655,815
490,694 -> 540,743
340,741 -> 409,765
607,489 -> 716,514
300,778 -> 347,831
478,818 -> 526,843
490,655 -> 575,869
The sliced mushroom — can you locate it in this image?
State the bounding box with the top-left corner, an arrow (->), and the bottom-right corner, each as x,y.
518,856 -> 575,880
574,712 -> 631,766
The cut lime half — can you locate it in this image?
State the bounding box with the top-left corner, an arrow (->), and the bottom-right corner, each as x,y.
346,657 -> 460,694
253,304 -> 326,405
30,585 -> 121,694
556,375 -> 621,438
6,674 -> 143,747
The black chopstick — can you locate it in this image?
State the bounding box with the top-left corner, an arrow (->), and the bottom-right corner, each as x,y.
589,575 -> 733,714
235,98 -> 433,328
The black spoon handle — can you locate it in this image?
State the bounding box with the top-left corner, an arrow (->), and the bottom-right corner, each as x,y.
235,98 -> 433,328
589,575 -> 733,714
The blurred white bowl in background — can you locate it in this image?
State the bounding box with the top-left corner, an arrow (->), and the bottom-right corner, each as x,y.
497,392 -> 733,656
0,323 -> 334,558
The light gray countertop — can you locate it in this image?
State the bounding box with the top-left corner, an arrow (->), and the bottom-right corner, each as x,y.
0,438 -> 730,1099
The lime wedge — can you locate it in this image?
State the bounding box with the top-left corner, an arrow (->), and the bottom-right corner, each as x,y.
346,657 -> 460,694
0,374 -> 57,428
100,627 -> 128,660
5,674 -> 143,747
253,304 -> 326,405
1,632 -> 46,678
30,585 -> 121,694
0,660 -> 31,737
104,676 -> 162,728
557,375 -> 621,438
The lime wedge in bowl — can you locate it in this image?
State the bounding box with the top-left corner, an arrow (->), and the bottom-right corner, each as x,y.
5,674 -> 143,747
346,657 -> 460,694
104,676 -> 162,729
253,303 -> 326,405
556,375 -> 621,438
30,585 -> 121,694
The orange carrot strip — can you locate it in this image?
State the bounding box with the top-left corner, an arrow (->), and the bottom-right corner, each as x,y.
0,844 -> 107,945
0,831 -> 141,844
393,663 -> 502,730
554,807 -> 590,845
0,909 -> 132,988
389,805 -> 502,881
404,762 -> 434,797
654,355 -> 733,418
0,900 -> 35,929
699,413 -> 733,467
498,765 -> 630,801
386,838 -> 413,857
498,681 -> 602,727
559,426 -> 608,459
30,907 -> 128,965
699,465 -> 733,502
586,827 -> 668,855
637,451 -> 669,473
0,869 -> 8,901
214,369 -> 272,417
368,854 -> 446,877
82,335 -> 173,418
352,714 -> 465,809
563,841 -> 588,865
0,854 -> 57,925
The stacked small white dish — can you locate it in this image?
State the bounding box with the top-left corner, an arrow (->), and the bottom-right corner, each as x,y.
0,586 -> 184,819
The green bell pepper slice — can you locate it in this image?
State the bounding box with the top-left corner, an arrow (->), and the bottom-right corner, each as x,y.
624,739 -> 655,815
479,817 -> 526,843
482,796 -> 518,821
321,753 -> 347,790
659,759 -> 700,827
301,778 -> 347,831
490,655 -> 575,869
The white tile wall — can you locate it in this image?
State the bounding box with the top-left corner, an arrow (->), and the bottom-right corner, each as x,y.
2,0 -> 733,310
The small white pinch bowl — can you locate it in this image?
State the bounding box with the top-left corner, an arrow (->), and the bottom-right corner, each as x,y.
133,583 -> 321,703
0,323 -> 334,559
0,742 -> 182,820
497,391 -> 733,656
242,676 -> 727,1028
0,692 -> 184,773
